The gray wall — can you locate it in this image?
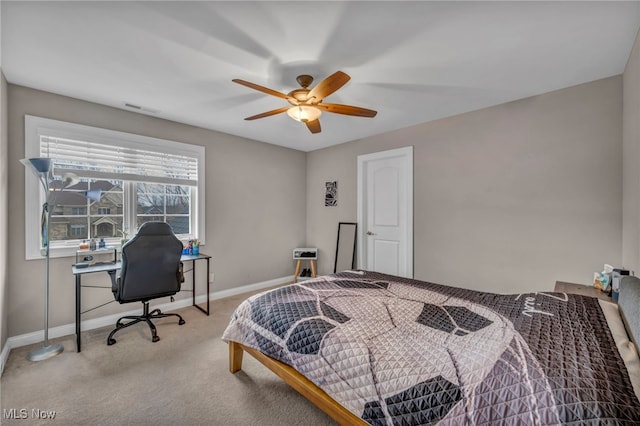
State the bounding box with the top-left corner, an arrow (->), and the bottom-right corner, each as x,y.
1,71 -> 8,350
307,77 -> 623,294
623,29 -> 640,273
7,85 -> 306,337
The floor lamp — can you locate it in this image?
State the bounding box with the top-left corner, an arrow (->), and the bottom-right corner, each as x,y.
21,157 -> 102,362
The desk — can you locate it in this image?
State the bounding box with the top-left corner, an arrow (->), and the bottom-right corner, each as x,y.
71,253 -> 211,352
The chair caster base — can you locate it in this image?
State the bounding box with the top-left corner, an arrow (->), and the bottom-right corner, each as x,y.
106,302 -> 185,346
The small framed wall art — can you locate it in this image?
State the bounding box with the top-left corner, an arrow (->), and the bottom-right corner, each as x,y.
325,181 -> 337,206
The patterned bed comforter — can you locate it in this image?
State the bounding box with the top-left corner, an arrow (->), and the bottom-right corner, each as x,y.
222,270 -> 640,425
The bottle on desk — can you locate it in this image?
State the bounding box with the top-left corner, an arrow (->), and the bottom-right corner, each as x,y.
89,238 -> 96,251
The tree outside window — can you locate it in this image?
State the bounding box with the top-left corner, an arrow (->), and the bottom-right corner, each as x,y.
136,183 -> 191,235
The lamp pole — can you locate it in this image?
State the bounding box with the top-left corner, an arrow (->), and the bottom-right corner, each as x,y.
26,198 -> 64,360
21,158 -> 64,362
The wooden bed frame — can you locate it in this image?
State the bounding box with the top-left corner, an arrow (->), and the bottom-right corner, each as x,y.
228,277 -> 640,425
228,340 -> 367,425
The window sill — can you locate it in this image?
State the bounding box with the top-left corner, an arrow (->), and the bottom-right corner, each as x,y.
25,240 -> 204,260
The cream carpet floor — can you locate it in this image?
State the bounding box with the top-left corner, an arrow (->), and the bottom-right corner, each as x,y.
0,289 -> 337,426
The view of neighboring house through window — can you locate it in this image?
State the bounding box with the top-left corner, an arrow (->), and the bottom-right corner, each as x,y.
24,115 -> 205,259
50,179 -> 124,242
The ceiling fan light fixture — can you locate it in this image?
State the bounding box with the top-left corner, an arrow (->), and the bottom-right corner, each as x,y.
233,71 -> 375,134
287,105 -> 321,123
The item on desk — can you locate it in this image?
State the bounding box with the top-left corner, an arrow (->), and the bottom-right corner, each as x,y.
89,238 -> 96,251
192,239 -> 199,256
183,241 -> 192,255
79,240 -> 89,250
75,262 -> 89,268
99,238 -> 106,249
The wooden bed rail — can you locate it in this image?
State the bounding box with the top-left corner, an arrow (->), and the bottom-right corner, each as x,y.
228,341 -> 367,426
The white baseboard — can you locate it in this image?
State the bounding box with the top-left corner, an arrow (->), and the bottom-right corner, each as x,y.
0,275 -> 293,375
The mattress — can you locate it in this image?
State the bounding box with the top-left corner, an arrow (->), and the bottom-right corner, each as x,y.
223,270 -> 640,424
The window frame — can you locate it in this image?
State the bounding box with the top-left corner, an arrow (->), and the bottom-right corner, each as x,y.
24,115 -> 206,260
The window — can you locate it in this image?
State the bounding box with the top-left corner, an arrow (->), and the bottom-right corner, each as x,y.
24,116 -> 205,259
50,180 -> 124,242
136,183 -> 191,233
70,224 -> 86,238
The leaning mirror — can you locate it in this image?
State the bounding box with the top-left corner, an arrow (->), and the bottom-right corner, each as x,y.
334,222 -> 357,273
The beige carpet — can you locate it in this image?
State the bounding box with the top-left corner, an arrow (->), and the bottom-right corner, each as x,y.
0,289 -> 337,425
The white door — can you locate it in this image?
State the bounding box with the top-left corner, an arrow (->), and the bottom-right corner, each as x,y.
357,146 -> 413,278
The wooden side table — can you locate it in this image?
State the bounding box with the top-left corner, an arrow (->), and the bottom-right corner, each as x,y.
293,248 -> 318,283
293,258 -> 317,283
554,281 -> 611,300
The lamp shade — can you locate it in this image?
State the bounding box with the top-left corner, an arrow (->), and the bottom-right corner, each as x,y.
84,189 -> 103,202
20,158 -> 52,175
287,105 -> 322,123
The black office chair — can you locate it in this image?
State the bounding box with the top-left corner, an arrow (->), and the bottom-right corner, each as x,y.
107,222 -> 185,345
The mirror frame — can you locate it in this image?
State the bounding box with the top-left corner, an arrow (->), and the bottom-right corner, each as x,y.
334,222 -> 358,273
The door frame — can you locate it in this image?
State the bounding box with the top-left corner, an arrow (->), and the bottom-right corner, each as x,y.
357,146 -> 413,277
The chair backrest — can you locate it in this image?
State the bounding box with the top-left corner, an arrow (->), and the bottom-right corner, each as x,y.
115,222 -> 183,303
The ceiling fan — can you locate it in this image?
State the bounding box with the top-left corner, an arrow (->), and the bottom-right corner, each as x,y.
232,71 -> 377,134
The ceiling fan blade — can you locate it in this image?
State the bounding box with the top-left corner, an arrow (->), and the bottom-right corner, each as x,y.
316,103 -> 377,118
232,79 -> 296,103
306,119 -> 321,134
244,106 -> 290,120
307,71 -> 351,102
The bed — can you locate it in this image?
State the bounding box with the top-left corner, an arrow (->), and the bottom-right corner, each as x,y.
222,270 -> 640,424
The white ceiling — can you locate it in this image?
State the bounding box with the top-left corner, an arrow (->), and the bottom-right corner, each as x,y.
2,1 -> 640,152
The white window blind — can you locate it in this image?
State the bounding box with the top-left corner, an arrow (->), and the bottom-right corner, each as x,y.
41,136 -> 198,186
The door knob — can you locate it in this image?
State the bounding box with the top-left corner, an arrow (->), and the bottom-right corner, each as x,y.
366,231 -> 376,236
